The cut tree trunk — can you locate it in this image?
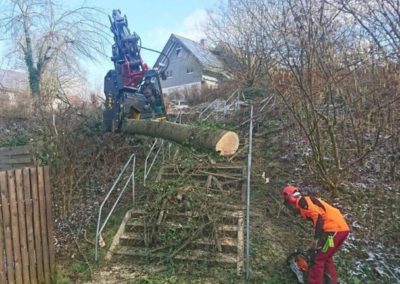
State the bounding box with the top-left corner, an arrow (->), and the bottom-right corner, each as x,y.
124,120 -> 239,156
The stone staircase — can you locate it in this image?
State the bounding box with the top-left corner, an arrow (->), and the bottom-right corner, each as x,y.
107,163 -> 246,275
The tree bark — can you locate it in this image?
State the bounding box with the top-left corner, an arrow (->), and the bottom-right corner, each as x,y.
124,120 -> 240,156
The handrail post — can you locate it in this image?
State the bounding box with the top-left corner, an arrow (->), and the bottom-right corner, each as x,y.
144,139 -> 164,186
95,209 -> 101,261
95,153 -> 136,261
132,155 -> 136,207
199,99 -> 217,119
144,139 -> 158,186
245,104 -> 253,280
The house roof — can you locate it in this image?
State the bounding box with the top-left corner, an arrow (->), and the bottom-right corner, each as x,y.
0,69 -> 28,93
173,34 -> 224,72
155,34 -> 225,73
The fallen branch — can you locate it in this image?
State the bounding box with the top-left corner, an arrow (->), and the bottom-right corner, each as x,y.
167,222 -> 211,260
199,171 -> 242,180
67,224 -> 92,280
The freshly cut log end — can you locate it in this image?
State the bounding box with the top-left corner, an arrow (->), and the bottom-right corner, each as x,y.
215,131 -> 239,156
124,120 -> 240,156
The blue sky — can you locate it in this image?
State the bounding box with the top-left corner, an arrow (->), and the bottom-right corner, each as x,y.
0,0 -> 220,89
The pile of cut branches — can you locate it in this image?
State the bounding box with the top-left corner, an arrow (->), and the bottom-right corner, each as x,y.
135,150 -> 243,263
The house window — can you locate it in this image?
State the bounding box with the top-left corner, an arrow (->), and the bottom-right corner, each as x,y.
186,67 -> 194,74
176,46 -> 182,57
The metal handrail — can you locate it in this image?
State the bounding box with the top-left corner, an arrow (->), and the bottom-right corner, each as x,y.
164,112 -> 181,160
176,111 -> 182,124
225,90 -> 242,113
144,139 -> 164,185
198,99 -> 218,119
143,111 -> 181,185
95,153 -> 136,261
224,89 -> 240,114
246,105 -> 254,280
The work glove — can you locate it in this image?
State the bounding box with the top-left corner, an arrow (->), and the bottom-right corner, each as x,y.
322,235 -> 335,252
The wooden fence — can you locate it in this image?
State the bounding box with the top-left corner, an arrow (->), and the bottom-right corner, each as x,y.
0,166 -> 55,284
0,145 -> 35,171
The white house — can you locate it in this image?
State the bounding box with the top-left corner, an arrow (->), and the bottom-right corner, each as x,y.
154,34 -> 229,98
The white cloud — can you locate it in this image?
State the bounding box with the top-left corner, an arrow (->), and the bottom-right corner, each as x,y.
141,9 -> 210,65
143,9 -> 209,49
179,9 -> 209,41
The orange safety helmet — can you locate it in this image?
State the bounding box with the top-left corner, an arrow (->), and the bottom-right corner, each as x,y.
282,185 -> 300,204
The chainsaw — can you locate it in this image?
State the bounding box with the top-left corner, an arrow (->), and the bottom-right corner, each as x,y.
286,250 -> 332,284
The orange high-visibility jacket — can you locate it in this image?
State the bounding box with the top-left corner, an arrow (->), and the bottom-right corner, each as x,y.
296,196 -> 349,233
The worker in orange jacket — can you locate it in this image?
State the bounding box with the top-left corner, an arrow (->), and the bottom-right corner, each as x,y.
282,185 -> 350,284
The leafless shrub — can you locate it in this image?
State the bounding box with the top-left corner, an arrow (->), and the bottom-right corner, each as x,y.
206,0 -> 276,88
185,83 -> 237,105
209,0 -> 399,189
0,91 -> 32,118
0,0 -> 109,97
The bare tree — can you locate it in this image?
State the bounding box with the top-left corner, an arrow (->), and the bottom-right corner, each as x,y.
338,0 -> 400,181
211,0 -> 396,189
339,0 -> 400,62
0,0 -> 109,98
206,0 -> 276,90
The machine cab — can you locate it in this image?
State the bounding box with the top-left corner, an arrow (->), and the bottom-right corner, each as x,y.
138,70 -> 167,120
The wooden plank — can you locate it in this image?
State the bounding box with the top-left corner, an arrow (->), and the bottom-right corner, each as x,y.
0,163 -> 34,171
0,153 -> 31,159
206,175 -> 212,188
115,246 -> 238,264
37,167 -> 50,284
193,237 -> 237,247
173,250 -> 237,264
0,163 -> 33,169
0,157 -> 32,164
8,170 -> 23,284
156,166 -> 164,182
0,172 -> 6,283
15,169 -> 30,284
106,209 -> 133,260
236,210 -> 244,275
23,168 -> 37,284
0,171 -> 14,283
0,145 -> 32,156
30,167 -> 44,283
238,166 -> 246,275
43,166 -> 55,281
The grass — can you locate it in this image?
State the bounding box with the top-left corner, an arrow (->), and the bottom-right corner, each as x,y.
54,266 -> 72,284
0,131 -> 30,147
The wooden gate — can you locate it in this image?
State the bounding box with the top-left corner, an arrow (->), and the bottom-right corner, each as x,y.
0,145 -> 35,171
0,166 -> 55,284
